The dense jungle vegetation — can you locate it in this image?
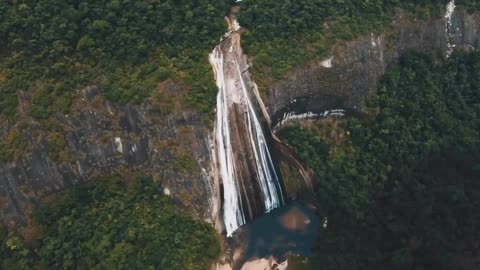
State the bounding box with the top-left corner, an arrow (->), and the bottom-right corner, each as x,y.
0,2 -> 479,269
239,0 -> 479,89
0,177 -> 220,270
279,51 -> 480,270
2,0 -> 478,120
0,0 -> 231,117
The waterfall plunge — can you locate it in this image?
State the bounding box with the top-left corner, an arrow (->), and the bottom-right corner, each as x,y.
210,22 -> 284,237
445,0 -> 456,58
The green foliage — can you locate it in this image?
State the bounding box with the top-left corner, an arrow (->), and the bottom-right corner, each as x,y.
280,52 -> 480,269
0,0 -> 228,64
458,0 -> 480,12
279,126 -> 330,169
1,177 -> 220,270
0,75 -> 25,116
237,0 -> 477,89
30,81 -> 75,119
0,228 -> 35,270
0,0 -> 229,117
287,255 -> 315,270
3,0 -> 477,117
2,0 -> 478,116
175,153 -> 196,174
46,132 -> 73,162
0,128 -> 29,162
102,62 -> 172,105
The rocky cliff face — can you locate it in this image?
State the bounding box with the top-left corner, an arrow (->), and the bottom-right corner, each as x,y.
0,82 -> 216,227
267,8 -> 480,127
1,7 -> 479,228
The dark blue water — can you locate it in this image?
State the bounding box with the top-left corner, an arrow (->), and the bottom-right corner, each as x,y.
231,202 -> 320,267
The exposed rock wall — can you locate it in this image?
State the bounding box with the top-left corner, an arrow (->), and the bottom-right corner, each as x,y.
0,82 -> 216,227
267,8 -> 480,126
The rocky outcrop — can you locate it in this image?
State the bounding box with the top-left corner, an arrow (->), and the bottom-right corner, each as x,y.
267,8 -> 480,126
0,81 -> 216,227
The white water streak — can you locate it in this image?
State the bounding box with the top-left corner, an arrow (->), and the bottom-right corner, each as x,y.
235,62 -> 284,213
274,109 -> 345,131
210,49 -> 246,236
210,20 -> 284,236
320,56 -> 334,68
114,137 -> 123,153
445,0 -> 456,58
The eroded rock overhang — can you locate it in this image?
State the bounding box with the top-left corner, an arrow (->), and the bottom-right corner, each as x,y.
266,7 -> 480,129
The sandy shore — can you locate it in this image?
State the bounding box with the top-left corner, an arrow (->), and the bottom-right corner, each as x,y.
216,257 -> 288,270
241,258 -> 288,270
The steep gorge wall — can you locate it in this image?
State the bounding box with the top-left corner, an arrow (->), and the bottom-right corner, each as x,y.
0,82 -> 216,227
267,8 -> 480,126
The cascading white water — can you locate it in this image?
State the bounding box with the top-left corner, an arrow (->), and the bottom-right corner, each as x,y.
210,48 -> 246,235
209,14 -> 284,237
445,0 -> 456,58
235,61 -> 283,212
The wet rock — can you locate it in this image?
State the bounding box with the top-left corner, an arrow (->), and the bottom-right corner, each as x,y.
280,207 -> 310,232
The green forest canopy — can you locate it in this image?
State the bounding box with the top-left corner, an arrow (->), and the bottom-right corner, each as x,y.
0,177 -> 220,270
239,0 -> 479,88
0,0 -> 230,116
1,0 -> 479,118
279,51 -> 480,270
0,2 -> 479,269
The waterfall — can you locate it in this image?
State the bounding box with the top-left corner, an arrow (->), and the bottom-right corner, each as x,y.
209,14 -> 284,237
445,0 -> 456,58
210,47 -> 246,235
235,61 -> 284,212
